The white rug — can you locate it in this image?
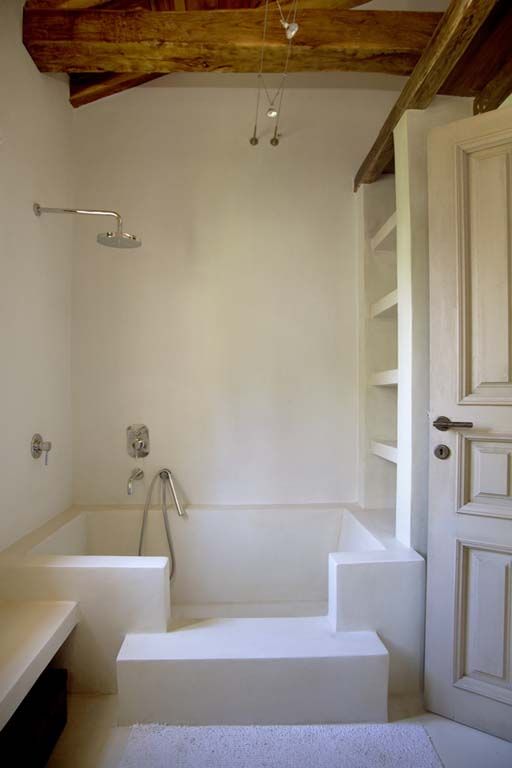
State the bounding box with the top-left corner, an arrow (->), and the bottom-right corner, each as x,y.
119,723 -> 443,768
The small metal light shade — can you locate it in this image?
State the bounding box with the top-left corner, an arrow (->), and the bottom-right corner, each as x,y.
285,22 -> 299,40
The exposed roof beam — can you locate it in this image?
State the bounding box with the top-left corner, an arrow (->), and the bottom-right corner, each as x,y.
23,8 -> 441,76
263,0 -> 371,7
440,1 -> 512,98
474,59 -> 512,114
59,0 -> 371,106
25,0 -> 113,7
26,0 -> 371,8
354,0 -> 500,191
69,72 -> 162,106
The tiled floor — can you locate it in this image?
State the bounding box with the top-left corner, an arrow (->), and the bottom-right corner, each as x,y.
47,694 -> 512,768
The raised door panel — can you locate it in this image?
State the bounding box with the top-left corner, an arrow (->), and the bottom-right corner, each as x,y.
454,541 -> 512,706
458,435 -> 512,519
457,140 -> 512,404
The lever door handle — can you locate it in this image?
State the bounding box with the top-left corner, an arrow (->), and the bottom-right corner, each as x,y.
433,416 -> 473,432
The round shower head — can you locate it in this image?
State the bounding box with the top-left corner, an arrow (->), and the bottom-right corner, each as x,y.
97,231 -> 142,248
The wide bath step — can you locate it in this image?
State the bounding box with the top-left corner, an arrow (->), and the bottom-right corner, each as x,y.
117,616 -> 389,726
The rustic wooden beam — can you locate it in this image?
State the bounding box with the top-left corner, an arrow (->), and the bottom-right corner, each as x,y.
25,0 -> 114,7
474,58 -> 512,114
354,0 -> 500,191
23,8 -> 441,76
440,2 -> 512,98
26,0 -> 371,8
263,0 -> 371,7
69,72 -> 162,106
67,0 -> 372,106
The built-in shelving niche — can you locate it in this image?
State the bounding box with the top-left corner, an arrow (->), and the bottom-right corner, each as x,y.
370,211 -> 397,253
358,176 -> 398,512
369,207 -> 398,475
370,289 -> 398,320
371,440 -> 398,464
370,369 -> 398,387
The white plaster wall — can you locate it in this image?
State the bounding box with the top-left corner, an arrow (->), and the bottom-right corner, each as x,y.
0,0 -> 73,549
72,84 -> 398,506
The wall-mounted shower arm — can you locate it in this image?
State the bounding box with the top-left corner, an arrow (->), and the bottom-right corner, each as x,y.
34,203 -> 123,233
33,202 -> 141,248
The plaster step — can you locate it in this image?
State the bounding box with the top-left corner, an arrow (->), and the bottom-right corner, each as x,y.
117,616 -> 389,725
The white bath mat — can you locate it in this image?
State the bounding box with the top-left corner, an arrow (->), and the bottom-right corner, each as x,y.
119,723 -> 443,768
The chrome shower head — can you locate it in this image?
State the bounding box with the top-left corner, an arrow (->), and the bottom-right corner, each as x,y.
97,231 -> 142,249
34,203 -> 142,249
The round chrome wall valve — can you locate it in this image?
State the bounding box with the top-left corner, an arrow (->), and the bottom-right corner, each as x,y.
31,433 -> 52,465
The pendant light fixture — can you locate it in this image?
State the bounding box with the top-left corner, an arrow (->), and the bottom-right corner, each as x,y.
249,0 -> 299,147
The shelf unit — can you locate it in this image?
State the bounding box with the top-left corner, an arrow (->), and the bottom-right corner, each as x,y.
370,289 -> 398,319
370,211 -> 397,252
370,369 -> 398,387
357,104 -> 472,554
357,176 -> 398,513
371,440 -> 398,464
368,208 -> 398,472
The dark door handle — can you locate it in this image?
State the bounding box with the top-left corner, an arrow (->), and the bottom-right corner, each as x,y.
433,416 -> 474,432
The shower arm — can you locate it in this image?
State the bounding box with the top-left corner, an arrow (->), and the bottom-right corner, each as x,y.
33,203 -> 123,234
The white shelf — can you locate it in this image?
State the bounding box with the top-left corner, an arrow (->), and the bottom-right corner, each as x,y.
370,212 -> 397,252
0,600 -> 79,731
370,369 -> 398,387
370,289 -> 398,319
371,440 -> 398,464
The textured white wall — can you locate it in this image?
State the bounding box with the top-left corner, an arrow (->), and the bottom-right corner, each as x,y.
72,84 -> 397,506
0,1 -> 73,549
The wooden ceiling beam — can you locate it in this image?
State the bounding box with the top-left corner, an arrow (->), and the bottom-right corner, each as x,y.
25,0 -> 372,8
261,0 -> 371,7
23,8 -> 442,75
354,0 -> 501,191
25,0 -> 114,7
440,2 -> 512,98
69,72 -> 162,106
65,0 -> 371,106
474,59 -> 512,114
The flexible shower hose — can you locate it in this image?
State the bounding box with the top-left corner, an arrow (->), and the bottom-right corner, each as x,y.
138,471 -> 178,581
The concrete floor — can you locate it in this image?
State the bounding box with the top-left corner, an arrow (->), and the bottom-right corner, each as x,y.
47,694 -> 512,768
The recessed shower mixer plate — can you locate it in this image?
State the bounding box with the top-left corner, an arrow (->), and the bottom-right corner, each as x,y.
127,424 -> 150,458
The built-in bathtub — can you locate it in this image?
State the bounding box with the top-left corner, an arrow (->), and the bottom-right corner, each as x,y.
28,505 -> 383,618
0,504 -> 423,695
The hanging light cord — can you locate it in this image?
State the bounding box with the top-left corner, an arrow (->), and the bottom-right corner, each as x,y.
250,0 -> 299,145
275,0 -> 297,28
251,0 -> 271,143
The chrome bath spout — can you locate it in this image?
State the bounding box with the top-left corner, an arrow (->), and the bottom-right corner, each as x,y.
127,467 -> 144,496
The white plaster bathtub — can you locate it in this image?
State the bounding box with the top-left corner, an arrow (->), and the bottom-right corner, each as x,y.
26,504 -> 384,617
0,505 -> 423,695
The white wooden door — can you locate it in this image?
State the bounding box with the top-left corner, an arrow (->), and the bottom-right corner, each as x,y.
425,106 -> 512,742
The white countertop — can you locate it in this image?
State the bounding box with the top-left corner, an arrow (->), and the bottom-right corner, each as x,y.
0,600 -> 79,730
